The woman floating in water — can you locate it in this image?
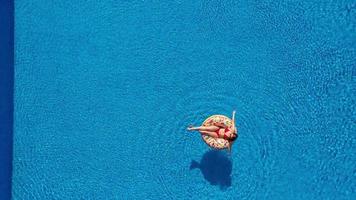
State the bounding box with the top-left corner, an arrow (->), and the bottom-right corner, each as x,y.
187,111 -> 238,152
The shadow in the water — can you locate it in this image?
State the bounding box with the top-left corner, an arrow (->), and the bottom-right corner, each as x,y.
0,0 -> 14,199
190,150 -> 232,190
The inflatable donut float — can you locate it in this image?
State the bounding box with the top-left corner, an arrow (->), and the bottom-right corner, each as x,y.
201,115 -> 232,149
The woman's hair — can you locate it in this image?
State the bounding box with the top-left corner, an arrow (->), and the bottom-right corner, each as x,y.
230,133 -> 237,141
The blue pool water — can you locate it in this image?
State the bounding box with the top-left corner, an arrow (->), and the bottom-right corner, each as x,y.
13,0 -> 355,199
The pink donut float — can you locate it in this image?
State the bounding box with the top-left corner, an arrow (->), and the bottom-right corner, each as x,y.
201,115 -> 232,149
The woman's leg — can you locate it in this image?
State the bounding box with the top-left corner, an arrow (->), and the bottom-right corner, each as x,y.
213,122 -> 228,128
187,125 -> 219,132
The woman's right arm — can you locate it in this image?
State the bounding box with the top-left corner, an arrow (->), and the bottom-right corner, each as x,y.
231,110 -> 236,131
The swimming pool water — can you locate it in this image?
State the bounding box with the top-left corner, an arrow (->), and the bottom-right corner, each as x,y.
13,0 -> 355,199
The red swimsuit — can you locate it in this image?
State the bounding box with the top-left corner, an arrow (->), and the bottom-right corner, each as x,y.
215,128 -> 231,140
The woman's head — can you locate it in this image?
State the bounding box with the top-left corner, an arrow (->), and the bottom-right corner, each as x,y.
230,133 -> 238,141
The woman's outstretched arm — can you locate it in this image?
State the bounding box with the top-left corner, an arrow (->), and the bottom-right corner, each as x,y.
231,110 -> 236,131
